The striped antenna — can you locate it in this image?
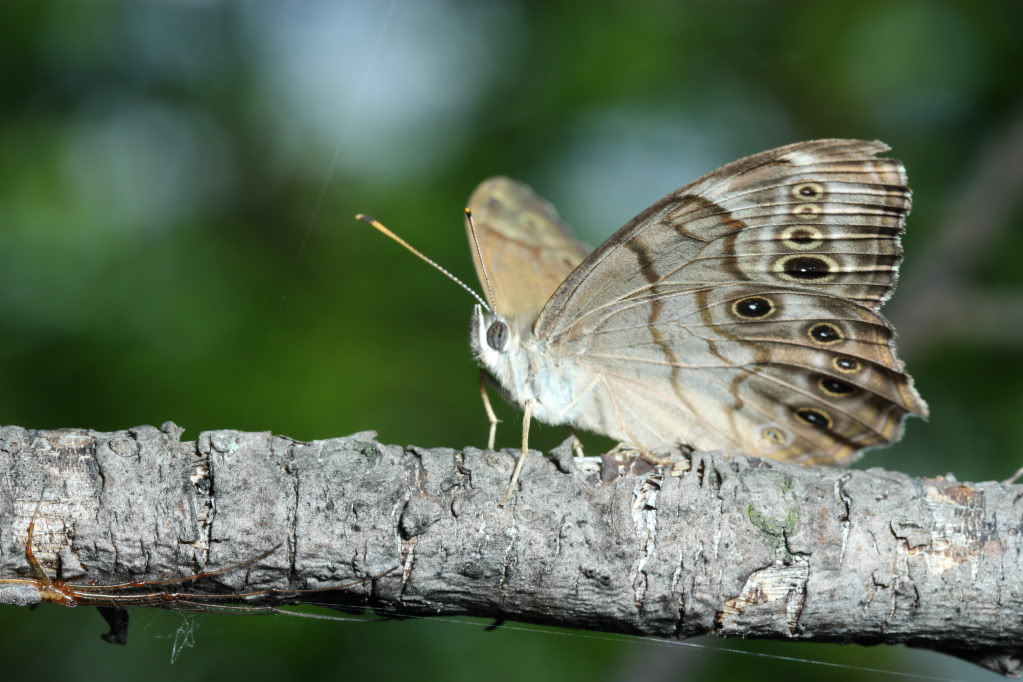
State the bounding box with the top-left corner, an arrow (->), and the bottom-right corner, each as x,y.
355,214 -> 491,312
463,208 -> 497,311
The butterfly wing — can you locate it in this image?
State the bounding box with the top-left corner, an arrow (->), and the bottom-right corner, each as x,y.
466,177 -> 590,326
560,282 -> 924,464
533,139 -> 926,464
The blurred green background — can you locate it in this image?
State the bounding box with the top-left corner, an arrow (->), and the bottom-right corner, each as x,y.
2,1 -> 1021,680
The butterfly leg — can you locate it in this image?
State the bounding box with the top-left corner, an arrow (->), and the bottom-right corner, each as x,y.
498,399 -> 533,507
479,371 -> 501,450
567,428 -> 585,458
637,449 -> 671,467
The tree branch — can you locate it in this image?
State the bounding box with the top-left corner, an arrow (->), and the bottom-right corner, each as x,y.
1,424 -> 1020,676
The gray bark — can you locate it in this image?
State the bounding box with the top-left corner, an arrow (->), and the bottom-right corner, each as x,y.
0,423 -> 1020,676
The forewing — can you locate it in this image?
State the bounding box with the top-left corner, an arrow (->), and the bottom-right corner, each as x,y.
466,177 -> 590,325
535,139 -> 910,339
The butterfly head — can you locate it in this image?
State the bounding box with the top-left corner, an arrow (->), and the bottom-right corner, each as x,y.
470,304 -> 521,382
471,302 -> 510,351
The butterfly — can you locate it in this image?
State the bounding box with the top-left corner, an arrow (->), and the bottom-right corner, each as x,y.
461,139 -> 927,498
359,139 -> 927,504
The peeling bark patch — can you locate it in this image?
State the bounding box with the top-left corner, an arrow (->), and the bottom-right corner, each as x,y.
715,559 -> 809,635
893,483 -> 1001,577
630,477 -> 660,607
890,481 -> 1001,578
938,484 -> 977,506
835,476 -> 852,568
189,461 -> 210,487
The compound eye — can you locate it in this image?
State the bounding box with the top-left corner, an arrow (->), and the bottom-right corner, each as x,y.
486,321 -> 509,351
